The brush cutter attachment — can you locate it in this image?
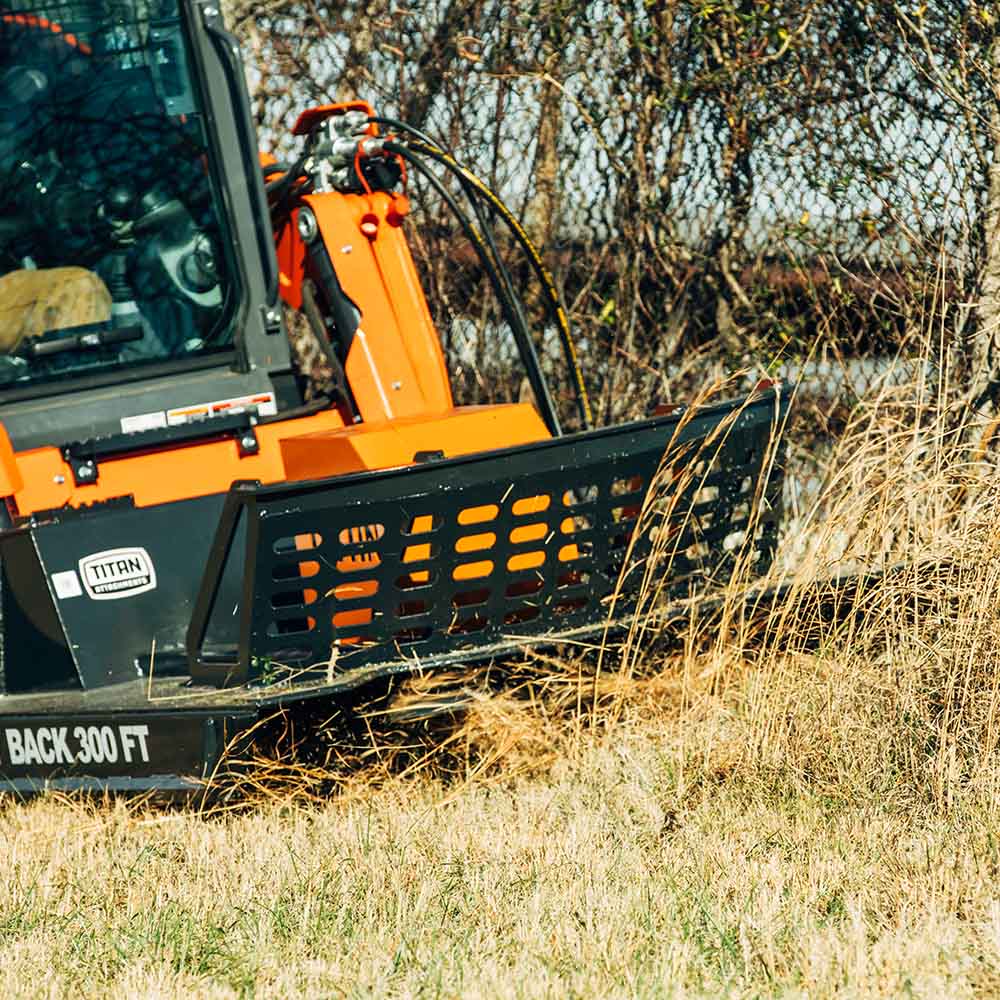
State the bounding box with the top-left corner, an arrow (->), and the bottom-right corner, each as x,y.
0,389 -> 785,793
188,389 -> 787,687
0,4 -> 789,795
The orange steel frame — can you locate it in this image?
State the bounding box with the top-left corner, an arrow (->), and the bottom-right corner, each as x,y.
0,102 -> 551,519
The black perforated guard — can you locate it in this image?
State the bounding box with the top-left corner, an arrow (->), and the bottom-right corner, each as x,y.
187,389 -> 788,688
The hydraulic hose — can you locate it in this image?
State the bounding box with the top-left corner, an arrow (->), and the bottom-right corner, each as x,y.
368,117 -> 592,428
262,161 -> 294,179
415,142 -> 592,429
369,121 -> 538,420
382,139 -> 562,436
366,116 -> 440,150
368,118 -> 501,245
265,127 -> 321,206
264,153 -> 307,197
265,154 -> 314,238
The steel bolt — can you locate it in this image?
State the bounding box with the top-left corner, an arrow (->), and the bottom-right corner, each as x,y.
297,208 -> 319,245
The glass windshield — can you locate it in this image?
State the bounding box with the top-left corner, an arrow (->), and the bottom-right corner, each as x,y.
0,0 -> 236,390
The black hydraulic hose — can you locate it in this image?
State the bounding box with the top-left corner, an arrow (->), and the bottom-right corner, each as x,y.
267,174 -> 314,237
276,177 -> 313,204
368,120 -> 530,378
371,117 -> 500,243
368,117 -> 592,428
265,142 -> 314,202
265,163 -> 304,197
369,117 -> 511,252
382,139 -> 562,436
366,115 -> 441,151
262,161 -> 294,179
413,142 -> 592,429
369,119 -> 529,362
403,154 -> 539,417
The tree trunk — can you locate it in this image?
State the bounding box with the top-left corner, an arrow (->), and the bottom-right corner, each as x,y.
523,71 -> 562,250
971,33 -> 1000,416
400,1 -> 470,131
339,2 -> 380,101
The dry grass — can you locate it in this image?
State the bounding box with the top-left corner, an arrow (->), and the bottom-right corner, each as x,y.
6,697 -> 1000,998
6,319 -> 1000,997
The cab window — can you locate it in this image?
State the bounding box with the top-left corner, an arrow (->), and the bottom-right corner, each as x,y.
0,0 -> 237,390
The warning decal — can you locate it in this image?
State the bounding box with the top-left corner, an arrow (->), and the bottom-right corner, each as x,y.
119,392 -> 277,433
166,391 -> 277,425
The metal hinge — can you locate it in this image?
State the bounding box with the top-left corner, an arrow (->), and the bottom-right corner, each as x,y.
199,2 -> 224,28
63,450 -> 99,487
236,425 -> 260,457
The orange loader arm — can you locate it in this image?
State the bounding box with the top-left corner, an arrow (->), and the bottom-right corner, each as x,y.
274,102 -> 453,423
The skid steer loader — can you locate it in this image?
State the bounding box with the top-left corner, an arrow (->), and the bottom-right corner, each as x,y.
0,0 -> 787,792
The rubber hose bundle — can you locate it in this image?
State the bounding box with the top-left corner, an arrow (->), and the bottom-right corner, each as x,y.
370,117 -> 592,430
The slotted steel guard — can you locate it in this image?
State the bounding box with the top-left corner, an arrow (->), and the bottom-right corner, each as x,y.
187,390 -> 787,686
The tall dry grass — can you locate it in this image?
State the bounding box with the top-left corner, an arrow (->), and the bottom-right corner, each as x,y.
266,298 -> 1000,817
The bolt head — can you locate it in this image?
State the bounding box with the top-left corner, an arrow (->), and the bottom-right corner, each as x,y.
297,207 -> 319,245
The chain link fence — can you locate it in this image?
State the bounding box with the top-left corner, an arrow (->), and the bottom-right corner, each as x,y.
233,0 -> 999,512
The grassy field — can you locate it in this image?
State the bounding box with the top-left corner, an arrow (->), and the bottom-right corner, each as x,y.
5,342 -> 1000,998
5,671 -> 1000,1000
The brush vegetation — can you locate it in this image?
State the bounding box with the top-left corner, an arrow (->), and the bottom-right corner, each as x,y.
5,325 -> 1000,998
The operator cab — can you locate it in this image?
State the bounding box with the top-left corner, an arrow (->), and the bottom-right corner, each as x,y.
0,0 -> 290,449
0,0 -> 235,380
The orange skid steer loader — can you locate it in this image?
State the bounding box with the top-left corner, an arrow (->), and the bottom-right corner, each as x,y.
0,0 -> 786,791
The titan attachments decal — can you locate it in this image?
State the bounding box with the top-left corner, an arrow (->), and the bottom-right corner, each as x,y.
78,547 -> 157,600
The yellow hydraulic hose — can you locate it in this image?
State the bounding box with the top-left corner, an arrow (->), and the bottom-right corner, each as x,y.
407,140 -> 593,429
